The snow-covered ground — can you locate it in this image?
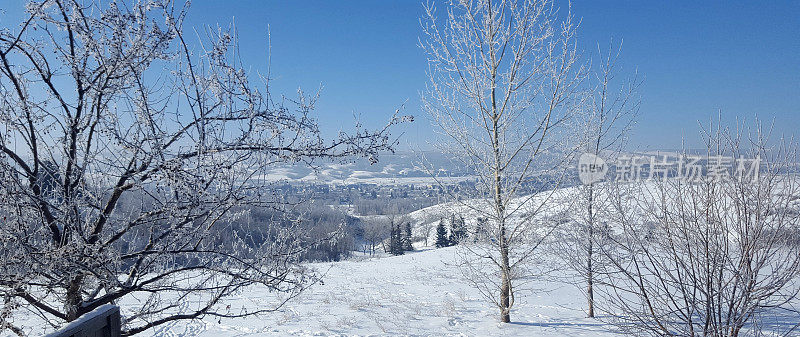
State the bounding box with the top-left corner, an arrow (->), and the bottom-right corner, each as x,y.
143,246 -> 620,337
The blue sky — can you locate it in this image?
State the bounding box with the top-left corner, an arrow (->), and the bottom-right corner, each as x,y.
186,0 -> 800,151
2,1 -> 798,151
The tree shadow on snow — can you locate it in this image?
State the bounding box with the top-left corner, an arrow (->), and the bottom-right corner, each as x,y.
508,318 -> 621,334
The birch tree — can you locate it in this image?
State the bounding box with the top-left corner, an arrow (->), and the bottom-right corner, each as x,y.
420,0 -> 586,323
0,0 -> 401,335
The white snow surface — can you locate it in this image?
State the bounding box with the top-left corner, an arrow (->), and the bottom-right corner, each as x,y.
140,246 -> 620,337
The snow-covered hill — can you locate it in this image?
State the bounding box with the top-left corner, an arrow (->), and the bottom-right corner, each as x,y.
399,187 -> 578,245
144,246 -> 620,336
256,151 -> 475,186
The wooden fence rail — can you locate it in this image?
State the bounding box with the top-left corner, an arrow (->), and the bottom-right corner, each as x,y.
45,304 -> 121,337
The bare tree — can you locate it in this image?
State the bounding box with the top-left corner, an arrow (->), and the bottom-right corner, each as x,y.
418,216 -> 435,247
0,1 -> 402,335
420,0 -> 586,323
416,199 -> 450,246
556,41 -> 639,318
598,123 -> 800,336
362,220 -> 389,256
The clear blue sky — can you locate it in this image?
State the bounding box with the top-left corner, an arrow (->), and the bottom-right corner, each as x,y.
187,1 -> 800,150
2,1 -> 798,150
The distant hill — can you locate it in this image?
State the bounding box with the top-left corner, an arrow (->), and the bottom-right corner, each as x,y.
257,151 -> 475,185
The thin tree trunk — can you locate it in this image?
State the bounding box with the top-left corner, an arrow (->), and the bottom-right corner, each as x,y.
494,117 -> 511,323
500,225 -> 511,323
587,184 -> 595,318
489,18 -> 512,322
494,122 -> 511,323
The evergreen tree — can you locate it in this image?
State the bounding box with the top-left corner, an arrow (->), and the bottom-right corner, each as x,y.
449,214 -> 467,245
403,222 -> 414,251
390,223 -> 404,255
388,223 -> 396,254
435,219 -> 449,248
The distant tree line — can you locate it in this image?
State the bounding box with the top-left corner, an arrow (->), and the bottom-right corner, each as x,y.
353,196 -> 439,216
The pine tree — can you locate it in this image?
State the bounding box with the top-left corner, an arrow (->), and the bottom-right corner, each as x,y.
388,224 -> 396,254
390,223 -> 404,255
435,219 -> 449,248
449,214 -> 467,245
403,222 -> 414,251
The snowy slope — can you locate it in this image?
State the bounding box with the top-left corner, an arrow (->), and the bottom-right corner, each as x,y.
142,247 -> 620,337
402,187 -> 579,245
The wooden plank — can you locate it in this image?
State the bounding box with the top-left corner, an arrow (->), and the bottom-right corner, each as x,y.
45,304 -> 121,337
